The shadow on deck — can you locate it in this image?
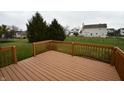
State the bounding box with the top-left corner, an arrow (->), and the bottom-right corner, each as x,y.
0,51 -> 120,81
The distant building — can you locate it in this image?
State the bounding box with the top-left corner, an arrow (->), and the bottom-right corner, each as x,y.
107,28 -> 115,33
119,28 -> 124,36
14,31 -> 27,38
79,23 -> 107,38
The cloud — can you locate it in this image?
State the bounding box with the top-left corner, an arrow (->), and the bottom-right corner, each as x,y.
0,11 -> 124,30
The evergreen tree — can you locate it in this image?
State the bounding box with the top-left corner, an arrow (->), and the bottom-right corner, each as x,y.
26,12 -> 48,42
48,19 -> 66,41
0,25 -> 9,38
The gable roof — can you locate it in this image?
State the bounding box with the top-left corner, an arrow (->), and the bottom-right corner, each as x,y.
83,24 -> 107,29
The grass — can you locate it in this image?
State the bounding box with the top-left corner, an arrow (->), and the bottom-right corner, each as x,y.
65,36 -> 124,51
0,39 -> 32,61
0,36 -> 124,66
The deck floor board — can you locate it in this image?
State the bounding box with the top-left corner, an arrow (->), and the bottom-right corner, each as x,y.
8,65 -> 27,81
0,51 -> 120,81
5,66 -> 20,80
1,67 -> 12,81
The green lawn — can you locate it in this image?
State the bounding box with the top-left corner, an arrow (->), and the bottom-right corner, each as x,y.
0,36 -> 124,63
0,39 -> 32,61
65,36 -> 124,51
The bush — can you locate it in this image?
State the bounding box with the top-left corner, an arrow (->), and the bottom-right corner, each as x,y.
73,32 -> 79,36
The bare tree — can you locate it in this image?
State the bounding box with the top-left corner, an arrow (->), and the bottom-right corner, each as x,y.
10,25 -> 19,38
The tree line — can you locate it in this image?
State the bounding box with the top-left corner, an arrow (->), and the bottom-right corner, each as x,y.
0,24 -> 21,39
26,12 -> 66,42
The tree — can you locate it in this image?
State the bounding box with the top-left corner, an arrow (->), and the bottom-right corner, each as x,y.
10,25 -> 19,38
0,24 -> 9,38
73,32 -> 79,36
0,26 -> 3,38
26,12 -> 48,42
48,19 -> 66,41
107,29 -> 120,36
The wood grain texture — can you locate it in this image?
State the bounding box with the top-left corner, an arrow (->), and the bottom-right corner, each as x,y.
0,51 -> 120,81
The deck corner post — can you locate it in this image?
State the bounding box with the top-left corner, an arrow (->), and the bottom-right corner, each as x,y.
12,46 -> 17,64
33,42 -> 36,56
48,42 -> 51,50
48,40 -> 53,50
111,47 -> 117,66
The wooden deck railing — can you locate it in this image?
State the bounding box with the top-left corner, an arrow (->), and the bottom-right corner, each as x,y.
113,47 -> 124,80
0,46 -> 17,67
33,40 -> 114,63
52,40 -> 114,63
32,40 -> 53,56
33,40 -> 124,80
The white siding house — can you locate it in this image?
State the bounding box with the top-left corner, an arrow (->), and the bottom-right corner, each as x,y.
120,28 -> 124,36
79,23 -> 107,38
14,31 -> 27,38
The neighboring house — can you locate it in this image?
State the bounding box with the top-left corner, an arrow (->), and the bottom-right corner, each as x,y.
119,28 -> 124,36
79,23 -> 107,38
14,31 -> 27,38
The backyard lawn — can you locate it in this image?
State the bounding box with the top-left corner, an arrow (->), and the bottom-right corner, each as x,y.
0,39 -> 32,61
65,36 -> 124,51
0,36 -> 124,62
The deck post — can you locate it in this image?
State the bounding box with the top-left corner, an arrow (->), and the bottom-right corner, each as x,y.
12,46 -> 17,64
110,47 -> 117,66
48,41 -> 52,50
48,42 -> 51,50
72,42 -> 74,56
33,42 -> 36,56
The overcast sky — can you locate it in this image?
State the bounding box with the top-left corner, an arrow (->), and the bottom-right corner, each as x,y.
0,11 -> 124,30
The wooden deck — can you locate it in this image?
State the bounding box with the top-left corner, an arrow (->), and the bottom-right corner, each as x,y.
0,51 -> 120,81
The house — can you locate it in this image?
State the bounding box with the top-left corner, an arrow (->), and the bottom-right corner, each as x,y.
79,23 -> 107,38
14,31 -> 27,38
119,28 -> 124,36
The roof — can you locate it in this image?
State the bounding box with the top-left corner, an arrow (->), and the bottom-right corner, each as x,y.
83,24 -> 107,29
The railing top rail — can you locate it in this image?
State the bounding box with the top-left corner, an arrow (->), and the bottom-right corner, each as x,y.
33,40 -> 53,44
0,46 -> 15,52
115,47 -> 124,57
52,40 -> 114,49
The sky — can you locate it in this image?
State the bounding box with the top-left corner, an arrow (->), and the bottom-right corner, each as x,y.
0,11 -> 124,30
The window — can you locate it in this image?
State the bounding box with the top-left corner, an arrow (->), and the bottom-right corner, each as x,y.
91,33 -> 92,36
